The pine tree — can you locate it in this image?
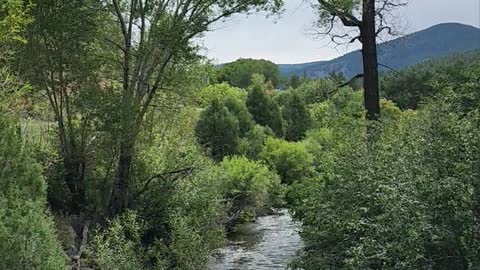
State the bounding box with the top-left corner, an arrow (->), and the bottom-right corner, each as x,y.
195,99 -> 240,161
246,75 -> 285,137
246,81 -> 270,127
267,99 -> 285,137
224,96 -> 254,137
283,92 -> 311,141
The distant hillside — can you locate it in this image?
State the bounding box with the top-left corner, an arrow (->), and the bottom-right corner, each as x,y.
278,23 -> 480,78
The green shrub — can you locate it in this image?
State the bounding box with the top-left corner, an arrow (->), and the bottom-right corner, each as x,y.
166,166 -> 227,269
0,116 -> 66,270
260,137 -> 313,184
220,156 -> 283,218
87,211 -> 152,270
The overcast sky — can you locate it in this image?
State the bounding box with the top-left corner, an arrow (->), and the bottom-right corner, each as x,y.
201,0 -> 480,64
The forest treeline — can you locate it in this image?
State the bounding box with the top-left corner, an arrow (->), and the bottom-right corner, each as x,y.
1,0 -> 479,270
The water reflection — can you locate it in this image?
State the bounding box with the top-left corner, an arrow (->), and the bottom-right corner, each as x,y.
210,209 -> 303,270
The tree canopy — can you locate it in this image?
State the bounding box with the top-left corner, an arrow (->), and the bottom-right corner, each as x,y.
218,58 -> 282,89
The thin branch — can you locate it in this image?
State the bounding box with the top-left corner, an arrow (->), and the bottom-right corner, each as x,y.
378,63 -> 401,74
112,0 -> 127,38
131,167 -> 195,202
328,73 -> 364,95
105,38 -> 125,52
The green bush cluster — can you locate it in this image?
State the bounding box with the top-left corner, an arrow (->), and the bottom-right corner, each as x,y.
288,66 -> 480,269
381,50 -> 480,109
0,116 -> 66,270
260,137 -> 313,185
220,156 -> 283,218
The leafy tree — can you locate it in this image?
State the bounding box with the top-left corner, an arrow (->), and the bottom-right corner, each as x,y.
195,99 -> 240,161
18,0 -> 106,213
295,78 -> 335,105
312,0 -> 406,120
218,58 -> 281,88
195,83 -> 254,137
246,74 -> 285,137
0,116 -> 66,270
246,76 -> 271,126
238,124 -> 270,160
129,107 -> 227,269
195,83 -> 247,107
0,0 -> 32,60
260,137 -> 313,184
267,98 -> 285,137
0,0 -> 32,113
287,74 -> 302,89
272,89 -> 291,107
282,92 -> 311,141
224,96 -> 255,136
106,0 -> 284,215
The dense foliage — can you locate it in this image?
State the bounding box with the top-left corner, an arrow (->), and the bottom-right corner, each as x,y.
1,0 -> 480,269
295,78 -> 335,105
260,137 -> 313,185
281,91 -> 311,141
195,99 -> 240,161
195,83 -> 247,107
217,58 -> 281,88
288,64 -> 480,269
220,156 -> 283,221
381,50 -> 480,109
246,74 -> 285,137
0,117 -> 66,270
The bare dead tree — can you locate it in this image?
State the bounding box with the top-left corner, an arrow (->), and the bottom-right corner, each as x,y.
310,0 -> 407,121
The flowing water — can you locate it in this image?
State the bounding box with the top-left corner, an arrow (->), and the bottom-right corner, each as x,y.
209,209 -> 304,270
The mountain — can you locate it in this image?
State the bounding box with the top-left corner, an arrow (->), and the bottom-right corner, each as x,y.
278,23 -> 480,78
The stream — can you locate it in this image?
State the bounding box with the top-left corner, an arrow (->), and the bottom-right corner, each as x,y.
209,209 -> 304,270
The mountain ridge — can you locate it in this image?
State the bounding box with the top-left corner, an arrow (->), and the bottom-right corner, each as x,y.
277,23 -> 480,78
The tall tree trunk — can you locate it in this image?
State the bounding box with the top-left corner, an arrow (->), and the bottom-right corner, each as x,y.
110,138 -> 134,216
361,0 -> 380,121
56,113 -> 86,214
64,157 -> 86,214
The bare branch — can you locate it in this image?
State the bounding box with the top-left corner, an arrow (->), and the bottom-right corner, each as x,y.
378,63 -> 401,74
112,0 -> 127,39
105,38 -> 125,52
337,73 -> 364,89
131,167 -> 195,202
328,73 -> 364,95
